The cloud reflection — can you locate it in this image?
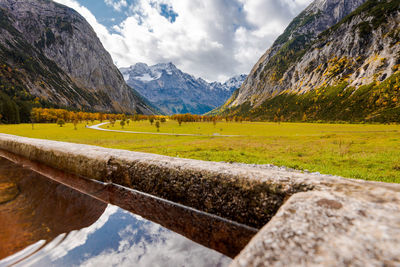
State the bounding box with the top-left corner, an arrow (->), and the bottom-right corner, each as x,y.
79,211 -> 230,267
10,205 -> 229,267
12,205 -> 118,267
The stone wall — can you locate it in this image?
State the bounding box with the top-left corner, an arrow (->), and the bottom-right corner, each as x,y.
0,133 -> 399,266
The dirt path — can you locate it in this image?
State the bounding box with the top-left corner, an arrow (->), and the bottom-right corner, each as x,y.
88,122 -> 241,137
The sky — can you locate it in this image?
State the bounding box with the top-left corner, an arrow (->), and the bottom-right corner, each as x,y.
54,0 -> 312,82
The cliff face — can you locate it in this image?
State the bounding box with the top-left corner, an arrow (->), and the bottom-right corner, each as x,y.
221,0 -> 400,122
0,0 -> 155,121
228,0 -> 367,107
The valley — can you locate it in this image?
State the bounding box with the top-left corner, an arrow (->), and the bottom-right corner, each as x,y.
1,0 -> 400,265
0,120 -> 398,183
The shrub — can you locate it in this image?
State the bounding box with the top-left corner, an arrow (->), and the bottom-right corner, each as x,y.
56,118 -> 65,127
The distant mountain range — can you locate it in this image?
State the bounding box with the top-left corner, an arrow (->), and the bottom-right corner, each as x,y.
217,0 -> 400,122
120,63 -> 246,115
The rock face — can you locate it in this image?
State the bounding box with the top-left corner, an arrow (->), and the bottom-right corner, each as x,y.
0,0 -> 155,119
0,133 -> 399,266
120,62 -> 246,114
221,0 -> 400,122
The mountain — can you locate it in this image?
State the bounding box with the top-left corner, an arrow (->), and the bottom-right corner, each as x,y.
120,62 -> 246,115
219,0 -> 400,122
0,0 -> 155,123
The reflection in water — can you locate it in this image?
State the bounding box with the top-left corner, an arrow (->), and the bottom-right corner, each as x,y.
0,157 -> 107,259
0,157 -> 231,266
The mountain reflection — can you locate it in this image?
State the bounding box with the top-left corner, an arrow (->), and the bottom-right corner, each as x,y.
0,157 -> 107,260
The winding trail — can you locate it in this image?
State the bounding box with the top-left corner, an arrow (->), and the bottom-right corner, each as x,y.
88,122 -> 241,137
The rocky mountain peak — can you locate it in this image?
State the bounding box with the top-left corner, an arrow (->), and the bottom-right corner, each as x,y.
273,0 -> 367,48
224,74 -> 248,90
131,62 -> 150,72
153,62 -> 179,75
120,62 -> 246,114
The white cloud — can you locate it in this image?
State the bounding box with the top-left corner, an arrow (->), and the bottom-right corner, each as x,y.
104,0 -> 128,12
78,216 -> 230,267
4,204 -> 229,266
54,0 -> 312,82
9,205 -> 118,266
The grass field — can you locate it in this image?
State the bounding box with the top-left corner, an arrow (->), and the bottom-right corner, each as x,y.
0,120 -> 399,183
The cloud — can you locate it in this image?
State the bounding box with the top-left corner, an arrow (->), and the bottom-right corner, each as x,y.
54,0 -> 312,82
78,214 -> 230,267
104,0 -> 128,12
7,205 -> 119,266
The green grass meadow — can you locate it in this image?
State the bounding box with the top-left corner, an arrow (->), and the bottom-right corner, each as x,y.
0,120 -> 399,183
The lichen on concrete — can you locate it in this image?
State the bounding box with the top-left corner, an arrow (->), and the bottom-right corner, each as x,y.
232,189 -> 400,267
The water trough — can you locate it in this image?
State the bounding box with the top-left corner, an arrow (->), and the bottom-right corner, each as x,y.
0,133 -> 399,266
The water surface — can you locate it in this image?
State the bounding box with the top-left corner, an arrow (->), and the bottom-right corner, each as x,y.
0,157 -> 231,266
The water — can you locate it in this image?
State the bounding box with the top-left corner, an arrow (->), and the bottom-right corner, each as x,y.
0,155 -> 247,267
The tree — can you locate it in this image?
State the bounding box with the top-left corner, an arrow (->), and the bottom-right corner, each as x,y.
57,118 -> 65,127
149,117 -> 154,125
99,113 -> 105,123
120,120 -> 125,129
73,118 -> 78,130
110,119 -> 115,127
160,117 -> 166,123
0,92 -> 20,124
155,121 -> 160,132
30,111 -> 35,130
126,119 -> 130,126
302,113 -> 307,122
213,117 -> 217,127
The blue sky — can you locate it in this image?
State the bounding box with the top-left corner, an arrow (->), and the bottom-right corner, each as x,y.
54,0 -> 312,81
74,1 -> 177,30
79,1 -> 126,29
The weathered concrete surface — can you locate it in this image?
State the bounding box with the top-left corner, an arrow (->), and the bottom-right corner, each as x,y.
232,190 -> 400,267
0,133 -> 399,265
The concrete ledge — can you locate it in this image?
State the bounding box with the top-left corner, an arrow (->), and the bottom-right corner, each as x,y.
0,133 -> 399,265
233,189 -> 400,266
0,133 -> 322,228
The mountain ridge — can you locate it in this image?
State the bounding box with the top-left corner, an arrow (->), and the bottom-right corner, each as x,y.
0,0 -> 155,123
120,62 -> 246,115
226,0 -> 367,108
218,0 -> 400,122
